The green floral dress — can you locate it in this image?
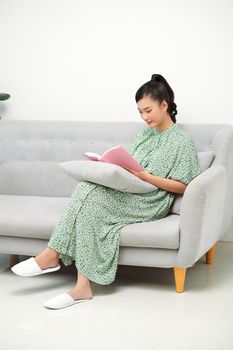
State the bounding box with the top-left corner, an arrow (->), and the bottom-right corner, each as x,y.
48,123 -> 201,285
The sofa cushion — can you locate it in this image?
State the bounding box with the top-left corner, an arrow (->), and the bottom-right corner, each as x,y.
58,160 -> 158,193
197,151 -> 215,172
0,195 -> 70,239
169,151 -> 215,214
120,214 -> 180,249
0,195 -> 179,249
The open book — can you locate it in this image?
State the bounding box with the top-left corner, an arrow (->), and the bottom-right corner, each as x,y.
82,145 -> 144,171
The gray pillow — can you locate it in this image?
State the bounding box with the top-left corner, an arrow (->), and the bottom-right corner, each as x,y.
197,151 -> 215,172
58,160 -> 158,193
169,151 -> 215,215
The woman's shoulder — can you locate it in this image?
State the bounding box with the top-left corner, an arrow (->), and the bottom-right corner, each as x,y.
171,124 -> 194,146
133,126 -> 152,139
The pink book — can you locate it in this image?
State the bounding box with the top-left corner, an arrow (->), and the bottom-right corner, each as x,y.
82,145 -> 144,171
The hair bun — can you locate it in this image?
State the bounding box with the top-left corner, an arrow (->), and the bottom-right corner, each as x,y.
151,74 -> 164,83
151,73 -> 175,102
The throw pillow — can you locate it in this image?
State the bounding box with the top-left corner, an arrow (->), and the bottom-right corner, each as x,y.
169,151 -> 215,215
58,160 -> 158,193
197,151 -> 215,172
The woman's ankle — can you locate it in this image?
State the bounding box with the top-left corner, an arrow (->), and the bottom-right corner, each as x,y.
68,285 -> 93,300
35,248 -> 59,269
45,247 -> 60,258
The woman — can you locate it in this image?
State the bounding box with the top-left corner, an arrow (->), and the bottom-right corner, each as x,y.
11,74 -> 201,309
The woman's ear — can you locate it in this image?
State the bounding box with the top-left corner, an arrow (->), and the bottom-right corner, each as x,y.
161,100 -> 168,112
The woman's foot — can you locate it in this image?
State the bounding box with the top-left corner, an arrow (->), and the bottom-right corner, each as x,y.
11,256 -> 60,277
68,286 -> 93,300
43,272 -> 93,309
35,247 -> 60,270
43,291 -> 93,309
68,271 -> 93,300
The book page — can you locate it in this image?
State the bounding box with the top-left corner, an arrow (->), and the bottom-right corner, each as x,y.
82,152 -> 101,161
100,145 -> 144,171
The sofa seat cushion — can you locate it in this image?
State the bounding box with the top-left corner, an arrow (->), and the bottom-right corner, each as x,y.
0,195 -> 180,250
120,214 -> 180,249
0,195 -> 70,239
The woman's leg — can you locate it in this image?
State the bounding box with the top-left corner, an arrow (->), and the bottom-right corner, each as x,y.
35,247 -> 93,300
35,247 -> 60,269
68,271 -> 93,300
34,183 -> 93,270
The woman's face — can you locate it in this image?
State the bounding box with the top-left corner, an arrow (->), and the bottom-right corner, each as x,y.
137,95 -> 169,128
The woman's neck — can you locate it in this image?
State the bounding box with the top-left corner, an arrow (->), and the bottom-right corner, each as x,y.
154,115 -> 174,132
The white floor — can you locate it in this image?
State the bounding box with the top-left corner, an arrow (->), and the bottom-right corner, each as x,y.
1,242 -> 233,350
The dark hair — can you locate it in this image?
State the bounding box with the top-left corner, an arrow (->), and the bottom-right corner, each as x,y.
135,74 -> 177,123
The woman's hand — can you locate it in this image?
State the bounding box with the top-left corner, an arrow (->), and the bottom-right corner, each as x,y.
124,166 -> 187,194
123,166 -> 149,181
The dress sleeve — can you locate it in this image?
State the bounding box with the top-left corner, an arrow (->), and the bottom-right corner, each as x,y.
167,138 -> 201,185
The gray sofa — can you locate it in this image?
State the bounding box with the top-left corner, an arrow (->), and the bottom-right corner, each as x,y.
0,120 -> 233,292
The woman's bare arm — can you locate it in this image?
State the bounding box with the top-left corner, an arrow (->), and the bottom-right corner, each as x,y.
124,168 -> 187,194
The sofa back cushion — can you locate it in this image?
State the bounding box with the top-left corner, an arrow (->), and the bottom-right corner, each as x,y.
0,120 -> 146,196
169,151 -> 215,215
0,120 -> 229,197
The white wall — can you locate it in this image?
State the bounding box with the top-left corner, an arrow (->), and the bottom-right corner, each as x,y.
0,0 -> 233,239
1,0 -> 233,123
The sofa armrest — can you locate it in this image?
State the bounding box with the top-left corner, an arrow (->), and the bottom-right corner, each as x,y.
175,165 -> 227,267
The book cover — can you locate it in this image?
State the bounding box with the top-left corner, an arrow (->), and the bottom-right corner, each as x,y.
82,145 -> 144,171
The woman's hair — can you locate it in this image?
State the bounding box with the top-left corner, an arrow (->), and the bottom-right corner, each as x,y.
135,74 -> 177,123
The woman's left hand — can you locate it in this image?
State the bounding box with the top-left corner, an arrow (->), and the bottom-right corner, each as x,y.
123,167 -> 149,181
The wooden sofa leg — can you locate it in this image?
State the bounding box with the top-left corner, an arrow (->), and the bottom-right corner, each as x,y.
9,254 -> 20,268
206,242 -> 217,264
173,267 -> 187,293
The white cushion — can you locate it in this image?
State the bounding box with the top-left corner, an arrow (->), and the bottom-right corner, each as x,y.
197,151 -> 215,172
58,160 -> 158,193
59,151 -> 214,200
169,151 -> 215,214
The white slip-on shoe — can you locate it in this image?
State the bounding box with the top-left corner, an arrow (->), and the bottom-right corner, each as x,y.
43,293 -> 93,310
11,257 -> 61,277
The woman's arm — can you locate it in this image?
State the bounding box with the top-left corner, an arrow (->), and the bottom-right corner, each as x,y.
124,167 -> 187,194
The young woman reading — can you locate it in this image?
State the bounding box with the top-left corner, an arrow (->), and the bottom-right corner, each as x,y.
11,74 -> 200,309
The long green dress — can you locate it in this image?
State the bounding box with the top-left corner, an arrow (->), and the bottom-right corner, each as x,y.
47,123 -> 201,285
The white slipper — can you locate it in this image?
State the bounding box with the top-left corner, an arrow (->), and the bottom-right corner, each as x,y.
43,292 -> 93,309
11,257 -> 61,277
